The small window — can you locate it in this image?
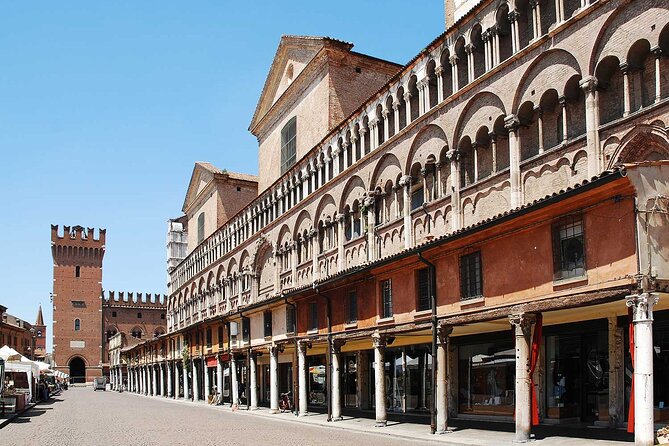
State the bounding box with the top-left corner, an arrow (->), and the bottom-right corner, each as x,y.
137,312 -> 142,319
346,291 -> 358,324
37,330 -> 42,338
242,318 -> 250,343
160,313 -> 165,320
131,329 -> 142,339
286,306 -> 296,334
552,215 -> 586,280
460,251 -> 483,300
411,187 -> 424,211
229,321 -> 238,342
74,319 -> 81,331
206,328 -> 212,348
75,265 -> 81,278
263,311 -> 273,338
417,268 -> 431,311
111,311 -> 117,317
197,212 -> 205,244
280,117 -> 297,174
71,301 -> 86,308
236,186 -> 241,192
308,302 -> 318,331
380,279 -> 393,318
218,325 -> 224,348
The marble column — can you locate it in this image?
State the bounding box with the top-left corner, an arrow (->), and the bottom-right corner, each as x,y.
509,313 -> 536,443
250,352 -> 258,410
331,340 -> 344,421
372,333 -> 387,427
399,175 -> 412,249
217,356 -> 223,404
231,354 -> 239,406
579,76 -> 601,177
436,325 -> 453,434
505,114 -> 522,208
269,345 -> 279,414
298,341 -> 308,416
192,360 -> 199,401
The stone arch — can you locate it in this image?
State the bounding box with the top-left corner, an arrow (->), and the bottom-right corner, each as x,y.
253,236 -> 275,299
370,153 -> 402,190
293,209 -> 313,240
454,91 -> 506,144
226,258 -> 238,277
314,194 -> 337,223
589,0 -> 669,73
68,355 -> 87,383
405,124 -> 449,173
339,175 -> 367,213
513,49 -> 581,111
276,224 -> 292,247
608,125 -> 669,168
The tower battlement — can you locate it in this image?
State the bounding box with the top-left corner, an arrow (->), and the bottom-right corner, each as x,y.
102,291 -> 167,308
51,224 -> 106,244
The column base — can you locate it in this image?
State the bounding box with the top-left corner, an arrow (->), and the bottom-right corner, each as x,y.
298,411 -> 308,417
375,420 -> 387,427
512,438 -> 535,443
435,429 -> 452,435
250,406 -> 258,411
270,409 -> 280,414
331,416 -> 343,422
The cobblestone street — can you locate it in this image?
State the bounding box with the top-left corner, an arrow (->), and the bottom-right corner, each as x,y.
1,388 -> 438,446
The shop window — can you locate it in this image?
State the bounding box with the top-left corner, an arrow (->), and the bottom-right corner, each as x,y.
218,325 -> 223,348
264,311 -> 273,338
308,302 -> 318,331
286,306 -> 296,334
381,279 -> 393,318
74,319 -> 81,331
346,291 -> 357,324
206,328 -> 212,348
552,215 -> 585,280
242,318 -> 250,343
460,251 -> 482,300
417,268 -> 431,311
280,117 -> 297,174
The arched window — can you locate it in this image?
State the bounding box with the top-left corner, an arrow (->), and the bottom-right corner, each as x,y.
197,212 -> 205,244
74,319 -> 81,331
281,117 -> 297,174
131,328 -> 142,339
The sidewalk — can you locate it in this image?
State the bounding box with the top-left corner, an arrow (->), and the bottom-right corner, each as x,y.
125,392 -> 634,445
0,402 -> 37,429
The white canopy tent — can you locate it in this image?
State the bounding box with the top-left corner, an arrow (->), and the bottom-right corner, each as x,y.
0,345 -> 40,402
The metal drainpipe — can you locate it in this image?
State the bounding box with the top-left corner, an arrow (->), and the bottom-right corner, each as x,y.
417,252 -> 438,435
284,296 -> 298,416
314,286 -> 332,422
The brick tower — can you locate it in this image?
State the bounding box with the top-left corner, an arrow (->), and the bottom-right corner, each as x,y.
51,225 -> 106,383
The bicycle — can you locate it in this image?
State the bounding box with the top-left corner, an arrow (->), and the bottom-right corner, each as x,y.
279,391 -> 293,412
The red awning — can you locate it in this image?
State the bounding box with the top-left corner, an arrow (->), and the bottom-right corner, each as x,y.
206,357 -> 218,368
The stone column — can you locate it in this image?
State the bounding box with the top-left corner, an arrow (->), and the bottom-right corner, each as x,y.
160,363 -> 166,396
298,341 -> 308,416
465,44 -> 474,83
331,340 -> 344,421
448,149 -> 461,231
492,27 -> 500,66
392,102 -> 401,133
365,195 -> 376,261
231,354 -> 239,406
509,10 -> 520,54
269,345 -> 279,414
621,63 -> 631,117
653,47 -> 663,104
509,313 -> 536,443
435,66 -> 444,103
626,292 -> 660,446
490,133 -> 498,174
417,80 -> 426,115
505,114 -> 522,208
483,31 -> 491,71
249,352 -> 258,410
472,143 -> 479,182
311,230 -> 319,281
555,0 -> 563,23
436,325 -> 453,434
175,361 -> 180,398
399,175 -> 412,249
192,359 -> 199,401
167,361 -> 172,398
183,361 -> 190,400
404,91 -> 412,124
372,333 -> 387,427
359,127 -> 368,156
532,1 -> 541,40
204,361 -> 210,401
450,55 -> 458,92
579,76 -> 601,177
337,213 -> 345,272
382,109 -> 390,142
559,96 -> 568,143
216,356 -> 223,403
333,148 -> 341,177
535,106 -> 544,154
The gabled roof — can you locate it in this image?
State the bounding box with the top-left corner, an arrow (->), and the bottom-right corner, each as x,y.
248,35 -> 353,133
182,162 -> 258,214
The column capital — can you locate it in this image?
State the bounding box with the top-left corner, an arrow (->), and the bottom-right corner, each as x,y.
435,65 -> 444,76
579,75 -> 598,94
619,62 -> 630,74
371,332 -> 386,349
398,174 -> 412,187
335,213 -> 346,223
488,131 -> 497,142
509,313 -> 537,335
558,95 -> 567,107
626,292 -> 660,322
508,9 -> 520,23
651,46 -> 663,58
533,104 -> 542,115
331,339 -> 346,354
504,114 -> 520,131
464,43 -> 474,55
437,324 -> 453,345
403,91 -> 412,102
358,126 -> 368,135
297,340 -> 310,353
449,54 -> 458,66
446,148 -> 460,161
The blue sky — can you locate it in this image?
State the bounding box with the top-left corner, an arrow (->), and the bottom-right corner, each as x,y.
0,1 -> 443,350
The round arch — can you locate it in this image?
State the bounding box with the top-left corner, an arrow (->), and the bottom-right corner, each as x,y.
68,356 -> 86,383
